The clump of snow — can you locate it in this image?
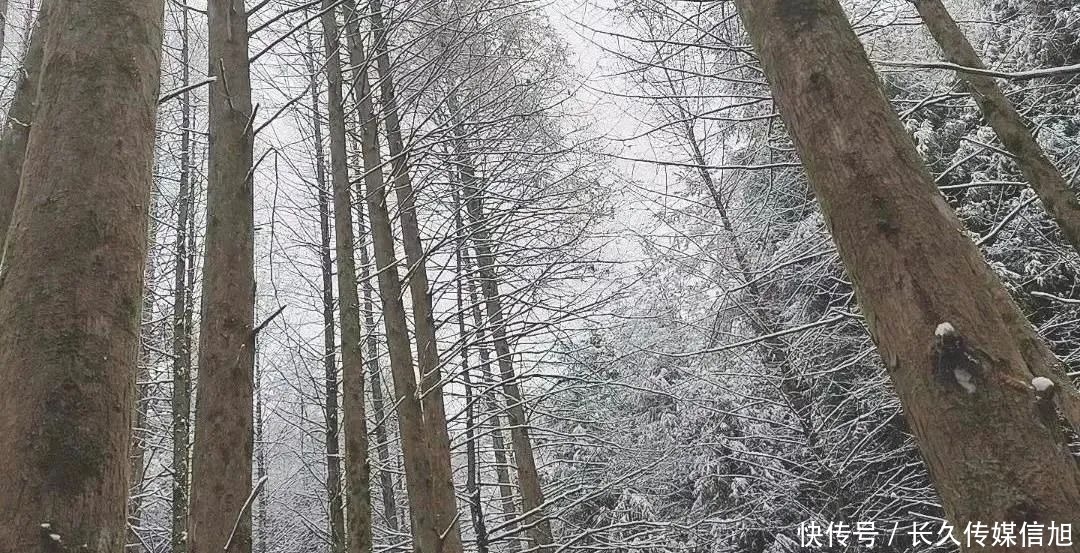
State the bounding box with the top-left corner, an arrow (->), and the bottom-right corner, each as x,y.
1032,376 -> 1055,393
39,523 -> 50,530
48,534 -> 61,542
954,368 -> 976,394
935,322 -> 956,337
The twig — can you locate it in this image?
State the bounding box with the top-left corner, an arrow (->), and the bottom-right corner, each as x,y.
977,194 -> 1037,247
253,305 -> 287,337
874,59 -> 1080,81
159,77 -> 216,104
1030,291 -> 1080,305
223,475 -> 268,551
648,314 -> 847,358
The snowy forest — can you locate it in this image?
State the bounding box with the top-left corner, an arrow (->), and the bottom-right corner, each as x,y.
0,0 -> 1079,551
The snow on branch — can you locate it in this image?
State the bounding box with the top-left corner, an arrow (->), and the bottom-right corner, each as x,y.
873,59 -> 1080,81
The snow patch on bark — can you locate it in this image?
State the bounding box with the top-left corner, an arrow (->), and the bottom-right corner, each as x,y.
1031,376 -> 1054,393
954,368 -> 976,394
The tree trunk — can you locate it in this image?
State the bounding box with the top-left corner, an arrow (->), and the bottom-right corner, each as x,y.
172,5 -> 194,552
463,251 -> 520,553
452,177 -> 490,553
308,29 -> 347,553
321,3 -> 374,552
130,190 -> 162,553
913,0 -> 1080,253
733,0 -> 1080,538
449,105 -> 554,553
911,0 -> 1080,431
341,9 -> 452,553
683,120 -> 814,442
254,354 -> 269,553
0,1 -> 45,259
188,0 -> 256,551
0,0 -> 165,550
365,4 -> 462,548
365,4 -> 464,550
355,163 -> 401,534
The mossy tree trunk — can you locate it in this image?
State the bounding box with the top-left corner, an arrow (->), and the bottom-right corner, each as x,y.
0,0 -> 165,549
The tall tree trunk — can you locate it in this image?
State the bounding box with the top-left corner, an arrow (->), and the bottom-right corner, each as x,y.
254,353 -> 269,553
733,0 -> 1080,536
321,4 -> 373,552
129,366 -> 149,553
308,30 -> 347,553
464,251 -> 520,553
355,163 -> 401,533
0,1 -> 45,259
912,0 -> 1080,255
188,0 -> 256,551
910,0 -> 1080,431
449,106 -> 554,553
365,4 -> 463,550
682,120 -> 814,442
0,0 -> 165,549
341,8 -> 455,552
452,177 -> 490,553
172,5 -> 194,552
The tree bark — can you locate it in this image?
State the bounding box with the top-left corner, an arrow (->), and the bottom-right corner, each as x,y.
0,2 -> 45,259
188,0 -> 256,551
341,8 -> 455,553
321,3 -> 373,552
733,0 -> 1080,538
0,0 -> 165,550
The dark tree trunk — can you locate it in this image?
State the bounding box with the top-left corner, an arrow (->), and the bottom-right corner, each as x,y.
341,8 -> 450,552
448,100 -> 554,552
171,6 -> 194,552
355,168 -> 401,534
308,31 -> 347,553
